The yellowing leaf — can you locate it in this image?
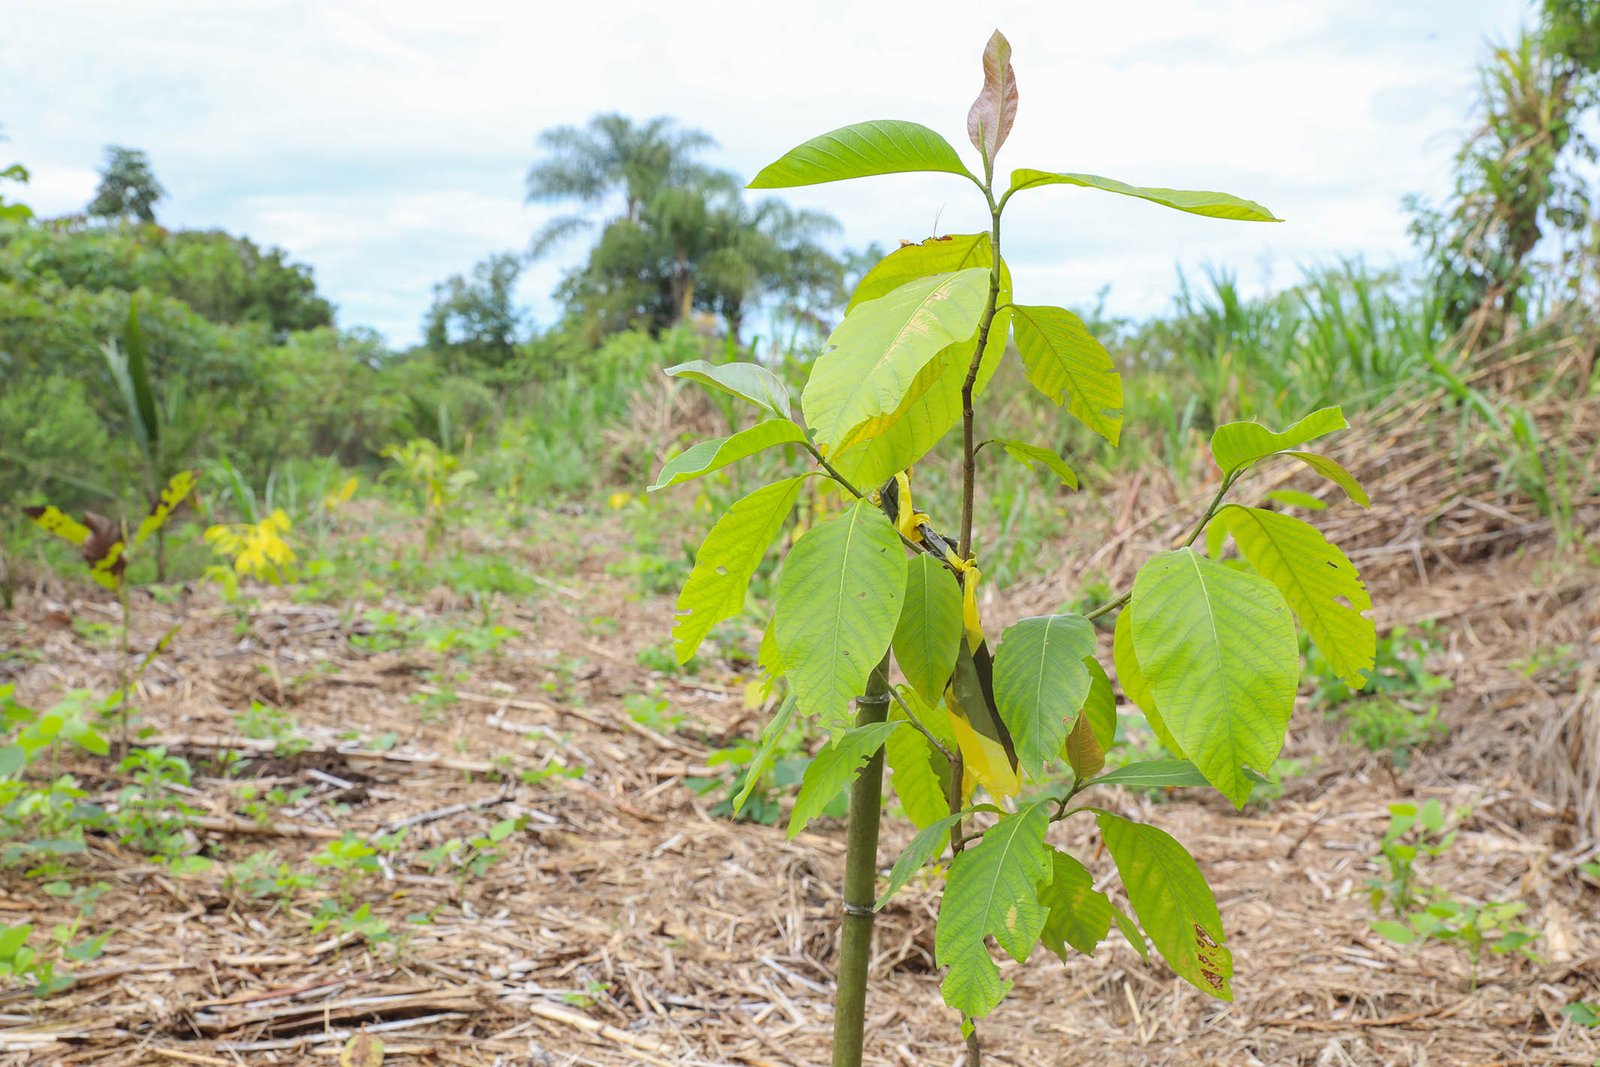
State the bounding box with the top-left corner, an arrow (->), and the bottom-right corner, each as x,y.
1220,505 -> 1375,689
132,470 -> 197,549
848,233 -> 995,311
22,506 -> 90,547
673,477 -> 806,664
804,268 -> 990,452
1096,811 -> 1233,1000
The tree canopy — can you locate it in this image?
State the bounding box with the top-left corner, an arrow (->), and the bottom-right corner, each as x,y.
87,146 -> 165,225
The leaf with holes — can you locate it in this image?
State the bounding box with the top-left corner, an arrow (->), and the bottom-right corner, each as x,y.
936,800 -> 1053,1017
1097,811 -> 1233,999
788,720 -> 903,837
1220,505 -> 1375,689
674,477 -> 807,664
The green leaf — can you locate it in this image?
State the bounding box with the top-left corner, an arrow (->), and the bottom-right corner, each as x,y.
665,359 -> 792,418
1007,169 -> 1281,223
0,924 -> 32,959
774,500 -> 907,729
966,30 -> 1018,165
1039,848 -> 1114,959
1263,488 -> 1327,511
648,420 -> 808,491
122,298 -> 161,451
787,720 -> 902,837
1111,902 -> 1149,958
885,710 -> 952,830
892,556 -> 963,707
1096,811 -> 1233,999
804,268 -> 991,451
749,120 -> 973,189
1220,505 -> 1375,689
936,801 -> 1053,1018
877,809 -> 968,909
1011,305 -> 1123,446
674,477 -> 807,664
991,614 -> 1096,779
1130,548 -> 1297,807
1371,920 -> 1416,944
1084,759 -> 1212,790
848,233 -> 995,312
1210,407 -> 1347,475
828,306 -> 1011,489
1284,450 -> 1370,508
988,440 -> 1078,489
1113,609 -> 1184,758
732,694 -> 797,814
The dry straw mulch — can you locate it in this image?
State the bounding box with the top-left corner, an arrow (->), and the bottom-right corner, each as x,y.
1,340 -> 1597,1065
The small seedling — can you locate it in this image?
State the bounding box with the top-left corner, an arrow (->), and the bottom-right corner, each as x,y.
1368,800 -> 1539,985
659,31 -> 1375,1063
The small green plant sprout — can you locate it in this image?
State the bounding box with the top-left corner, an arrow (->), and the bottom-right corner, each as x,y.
420,816 -> 525,885
204,507 -> 298,596
1368,799 -> 1457,914
654,30 -> 1376,1065
381,439 -> 477,555
0,922 -> 106,998
1368,801 -> 1539,986
24,471 -> 196,751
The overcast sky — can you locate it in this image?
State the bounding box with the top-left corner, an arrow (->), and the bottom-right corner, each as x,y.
2,0 -> 1527,346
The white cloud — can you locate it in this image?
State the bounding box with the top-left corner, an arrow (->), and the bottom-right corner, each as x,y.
1,0 -> 1524,343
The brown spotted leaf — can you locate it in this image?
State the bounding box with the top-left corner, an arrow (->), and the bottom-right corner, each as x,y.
81,512 -> 126,590
967,30 -> 1019,166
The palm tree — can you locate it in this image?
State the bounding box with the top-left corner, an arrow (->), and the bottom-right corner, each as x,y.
525,114 -> 718,258
700,198 -> 845,341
